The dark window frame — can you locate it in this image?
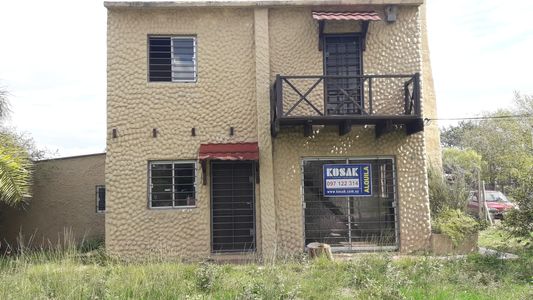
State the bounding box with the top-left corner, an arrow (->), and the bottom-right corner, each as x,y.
148,35 -> 197,83
148,160 -> 197,209
96,185 -> 106,213
301,156 -> 399,252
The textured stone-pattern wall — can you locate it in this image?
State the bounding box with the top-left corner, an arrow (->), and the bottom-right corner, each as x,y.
254,8 -> 277,257
106,3 -> 435,257
106,7 -> 256,258
269,7 -> 423,117
273,129 -> 431,253
269,6 -> 431,253
0,154 -> 105,248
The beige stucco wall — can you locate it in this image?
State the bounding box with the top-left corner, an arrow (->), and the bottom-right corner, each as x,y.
273,129 -> 430,253
269,6 -> 431,253
106,1 -> 437,258
106,7 -> 258,258
0,154 -> 105,249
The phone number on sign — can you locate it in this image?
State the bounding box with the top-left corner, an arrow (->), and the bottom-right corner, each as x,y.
325,179 -> 360,188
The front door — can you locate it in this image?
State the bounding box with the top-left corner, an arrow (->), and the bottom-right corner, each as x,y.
211,161 -> 256,252
324,35 -> 363,115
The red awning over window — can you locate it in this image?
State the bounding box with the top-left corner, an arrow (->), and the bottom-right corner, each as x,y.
312,11 -> 381,21
198,142 -> 259,161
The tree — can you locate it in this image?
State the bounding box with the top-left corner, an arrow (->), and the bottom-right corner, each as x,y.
504,174 -> 533,245
428,167 -> 470,216
442,148 -> 484,188
440,92 -> 533,243
0,89 -> 10,120
0,126 -> 57,161
440,93 -> 533,190
0,87 -> 33,206
441,121 -> 477,148
0,134 -> 32,206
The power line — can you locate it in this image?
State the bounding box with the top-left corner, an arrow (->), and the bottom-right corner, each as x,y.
426,114 -> 533,121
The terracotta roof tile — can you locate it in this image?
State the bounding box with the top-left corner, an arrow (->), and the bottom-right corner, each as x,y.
199,142 -> 259,161
312,11 -> 381,21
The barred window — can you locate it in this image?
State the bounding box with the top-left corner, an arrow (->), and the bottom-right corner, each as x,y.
149,161 -> 196,208
148,36 -> 197,82
96,185 -> 106,213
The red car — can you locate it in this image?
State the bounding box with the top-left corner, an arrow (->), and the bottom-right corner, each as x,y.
467,190 -> 516,220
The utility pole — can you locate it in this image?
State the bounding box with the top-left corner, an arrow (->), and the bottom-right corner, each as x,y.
482,180 -> 493,226
477,170 -> 482,219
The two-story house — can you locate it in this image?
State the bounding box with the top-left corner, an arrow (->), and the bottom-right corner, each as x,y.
104,0 -> 441,259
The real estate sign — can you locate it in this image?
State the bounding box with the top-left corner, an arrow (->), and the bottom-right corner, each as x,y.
323,164 -> 372,197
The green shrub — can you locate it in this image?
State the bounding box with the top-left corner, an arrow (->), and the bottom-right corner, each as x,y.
432,209 -> 481,246
238,266 -> 300,299
504,176 -> 533,246
442,147 -> 484,188
428,168 -> 469,216
194,262 -> 220,292
79,238 -> 104,253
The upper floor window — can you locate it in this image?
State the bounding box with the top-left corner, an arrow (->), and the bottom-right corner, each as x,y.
96,185 -> 106,213
148,36 -> 197,82
149,161 -> 196,208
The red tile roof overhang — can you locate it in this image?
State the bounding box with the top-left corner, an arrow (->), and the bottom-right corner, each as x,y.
198,142 -> 259,161
312,11 -> 381,21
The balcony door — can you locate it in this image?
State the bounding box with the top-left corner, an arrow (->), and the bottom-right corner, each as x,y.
324,35 -> 363,115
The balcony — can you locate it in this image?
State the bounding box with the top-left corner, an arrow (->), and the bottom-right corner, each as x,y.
270,73 -> 424,138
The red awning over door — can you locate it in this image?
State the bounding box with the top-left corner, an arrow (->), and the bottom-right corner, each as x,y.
311,11 -> 381,21
198,142 -> 259,161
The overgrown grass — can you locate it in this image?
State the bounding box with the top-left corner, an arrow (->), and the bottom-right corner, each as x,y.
479,225 -> 533,254
0,249 -> 531,299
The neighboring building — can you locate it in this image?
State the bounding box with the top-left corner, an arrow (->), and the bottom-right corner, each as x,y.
104,0 -> 441,259
0,154 -> 105,249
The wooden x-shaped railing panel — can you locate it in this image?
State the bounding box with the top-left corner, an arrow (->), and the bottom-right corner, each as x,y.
273,73 -> 421,118
283,77 -> 324,117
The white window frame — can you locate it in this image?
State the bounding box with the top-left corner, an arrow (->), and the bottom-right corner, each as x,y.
170,36 -> 197,83
148,160 -> 197,209
148,35 -> 197,83
96,185 -> 106,213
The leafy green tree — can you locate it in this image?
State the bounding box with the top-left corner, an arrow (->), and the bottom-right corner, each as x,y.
0,88 -> 33,206
442,148 -> 484,188
441,121 -> 477,148
0,134 -> 32,206
441,93 -> 533,190
428,148 -> 483,216
428,168 -> 469,216
0,126 -> 56,161
440,92 -> 533,244
504,174 -> 533,245
0,89 -> 10,120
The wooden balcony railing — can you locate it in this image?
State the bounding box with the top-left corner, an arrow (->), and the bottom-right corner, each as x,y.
270,73 -> 424,137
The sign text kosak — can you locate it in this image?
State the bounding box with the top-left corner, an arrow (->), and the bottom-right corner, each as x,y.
323,164 -> 372,197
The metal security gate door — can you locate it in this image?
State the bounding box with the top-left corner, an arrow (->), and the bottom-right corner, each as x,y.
324,35 -> 363,115
303,158 -> 398,251
211,161 -> 256,252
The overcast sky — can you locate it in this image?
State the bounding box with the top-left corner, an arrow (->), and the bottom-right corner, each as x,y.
0,0 -> 532,157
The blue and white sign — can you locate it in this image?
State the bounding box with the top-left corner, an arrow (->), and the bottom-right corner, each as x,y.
323,164 -> 372,197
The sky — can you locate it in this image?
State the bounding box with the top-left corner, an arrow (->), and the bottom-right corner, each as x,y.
0,0 -> 532,157
427,0 -> 533,127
